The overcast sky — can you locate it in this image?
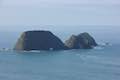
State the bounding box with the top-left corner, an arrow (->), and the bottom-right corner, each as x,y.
2,0 -> 120,5
0,0 -> 120,28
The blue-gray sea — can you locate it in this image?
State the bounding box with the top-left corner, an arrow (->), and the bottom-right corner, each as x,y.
0,26 -> 120,80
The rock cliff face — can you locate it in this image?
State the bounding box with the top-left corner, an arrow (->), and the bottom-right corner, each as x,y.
14,31 -> 66,51
65,32 -> 97,49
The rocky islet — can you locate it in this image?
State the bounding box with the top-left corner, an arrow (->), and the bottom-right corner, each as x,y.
14,30 -> 97,51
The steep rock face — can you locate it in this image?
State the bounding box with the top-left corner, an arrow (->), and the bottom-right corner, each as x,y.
65,32 -> 97,49
14,31 -> 66,51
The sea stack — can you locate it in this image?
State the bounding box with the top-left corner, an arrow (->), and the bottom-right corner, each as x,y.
14,30 -> 66,51
65,32 -> 97,49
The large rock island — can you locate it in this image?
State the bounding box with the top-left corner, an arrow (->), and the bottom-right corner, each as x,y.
14,31 -> 97,51
65,32 -> 97,49
14,31 -> 66,51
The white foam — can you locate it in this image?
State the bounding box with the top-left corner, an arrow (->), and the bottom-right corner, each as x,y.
94,46 -> 104,50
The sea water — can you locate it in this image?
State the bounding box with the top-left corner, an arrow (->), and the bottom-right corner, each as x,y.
0,26 -> 120,80
0,44 -> 120,80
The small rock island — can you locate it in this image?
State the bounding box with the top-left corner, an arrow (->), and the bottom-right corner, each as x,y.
14,30 -> 97,51
65,32 -> 97,49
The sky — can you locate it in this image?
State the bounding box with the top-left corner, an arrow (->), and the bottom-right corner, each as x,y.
0,0 -> 120,28
2,0 -> 120,5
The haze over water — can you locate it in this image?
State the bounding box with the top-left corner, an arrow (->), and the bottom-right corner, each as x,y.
0,0 -> 120,80
0,25 -> 119,48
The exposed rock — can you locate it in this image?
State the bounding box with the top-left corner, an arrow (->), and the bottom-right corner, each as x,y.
65,32 -> 97,49
14,30 -> 66,51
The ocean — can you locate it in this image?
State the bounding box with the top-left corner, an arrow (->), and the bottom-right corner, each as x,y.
0,25 -> 120,80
